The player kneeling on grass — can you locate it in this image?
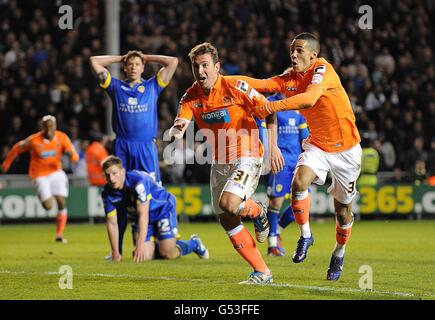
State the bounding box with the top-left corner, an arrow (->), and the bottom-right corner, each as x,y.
101,156 -> 209,262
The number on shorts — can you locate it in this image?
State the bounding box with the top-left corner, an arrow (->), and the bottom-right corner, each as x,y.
348,181 -> 356,194
158,219 -> 170,233
233,170 -> 249,186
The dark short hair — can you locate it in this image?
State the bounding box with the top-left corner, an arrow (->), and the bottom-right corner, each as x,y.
294,32 -> 320,54
101,155 -> 123,172
188,42 -> 219,64
125,50 -> 144,64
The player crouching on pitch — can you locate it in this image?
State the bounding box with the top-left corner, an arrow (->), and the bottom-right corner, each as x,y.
101,155 -> 209,262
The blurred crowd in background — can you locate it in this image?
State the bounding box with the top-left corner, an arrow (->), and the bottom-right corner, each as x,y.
0,0 -> 433,185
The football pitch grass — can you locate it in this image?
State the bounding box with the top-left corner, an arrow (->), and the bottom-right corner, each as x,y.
0,219 -> 434,300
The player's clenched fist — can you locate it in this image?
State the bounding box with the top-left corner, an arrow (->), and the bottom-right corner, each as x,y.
252,103 -> 273,119
248,91 -> 273,119
168,119 -> 189,140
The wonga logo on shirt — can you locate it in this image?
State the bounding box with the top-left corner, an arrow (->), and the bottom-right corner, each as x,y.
40,150 -> 57,158
201,109 -> 230,124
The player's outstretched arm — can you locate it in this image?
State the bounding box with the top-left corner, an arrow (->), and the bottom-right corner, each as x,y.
106,214 -> 122,262
140,54 -> 178,86
89,55 -> 126,85
267,86 -> 324,113
234,75 -> 281,93
133,201 -> 150,263
266,114 -> 285,174
1,139 -> 30,173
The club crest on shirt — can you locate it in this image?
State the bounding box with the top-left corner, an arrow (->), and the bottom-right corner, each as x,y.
222,95 -> 231,104
137,85 -> 145,93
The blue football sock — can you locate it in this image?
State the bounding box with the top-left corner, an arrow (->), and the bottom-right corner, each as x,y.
279,205 -> 295,229
267,207 -> 280,237
176,239 -> 196,256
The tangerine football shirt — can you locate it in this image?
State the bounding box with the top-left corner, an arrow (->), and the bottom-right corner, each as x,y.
176,74 -> 268,163
238,58 -> 361,152
2,131 -> 79,179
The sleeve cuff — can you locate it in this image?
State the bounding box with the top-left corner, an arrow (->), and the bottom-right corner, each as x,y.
106,209 -> 117,218
100,72 -> 112,89
156,71 -> 169,88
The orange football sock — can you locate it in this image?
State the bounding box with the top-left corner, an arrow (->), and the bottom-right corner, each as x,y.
56,212 -> 68,237
238,199 -> 262,218
292,195 -> 310,225
336,225 -> 352,245
229,226 -> 268,273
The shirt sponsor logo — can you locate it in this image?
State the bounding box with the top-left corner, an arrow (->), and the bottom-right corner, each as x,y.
235,80 -> 248,93
135,183 -> 147,202
314,65 -> 326,74
248,87 -> 261,101
200,109 -> 230,124
40,150 -> 57,158
128,97 -> 138,105
119,102 -> 148,112
311,74 -> 323,84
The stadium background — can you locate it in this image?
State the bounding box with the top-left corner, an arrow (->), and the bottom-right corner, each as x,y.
0,0 -> 434,221
0,0 -> 435,302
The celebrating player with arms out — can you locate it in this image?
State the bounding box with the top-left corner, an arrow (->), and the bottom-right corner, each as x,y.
169,42 -> 283,284
244,33 -> 362,281
1,115 -> 79,243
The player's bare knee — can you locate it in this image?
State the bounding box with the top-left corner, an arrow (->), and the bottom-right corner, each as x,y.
55,196 -> 66,210
292,174 -> 309,192
143,253 -> 154,261
42,199 -> 53,210
218,194 -> 240,215
159,248 -> 179,260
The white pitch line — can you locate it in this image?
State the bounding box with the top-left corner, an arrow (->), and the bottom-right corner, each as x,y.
0,269 -> 432,298
268,282 -> 415,297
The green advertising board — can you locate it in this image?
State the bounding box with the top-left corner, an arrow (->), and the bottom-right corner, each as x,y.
0,184 -> 434,221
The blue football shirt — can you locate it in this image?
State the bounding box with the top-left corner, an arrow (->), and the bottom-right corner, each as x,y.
101,73 -> 167,141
